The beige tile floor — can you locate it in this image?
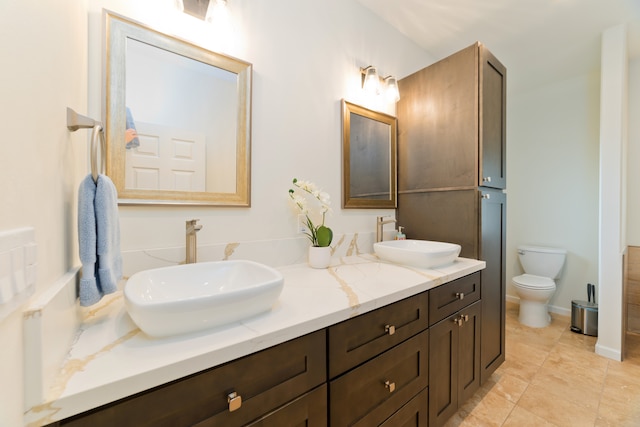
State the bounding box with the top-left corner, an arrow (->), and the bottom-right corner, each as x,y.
445,302 -> 640,426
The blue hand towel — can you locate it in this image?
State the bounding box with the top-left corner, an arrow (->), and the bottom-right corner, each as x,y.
77,174 -> 122,306
95,174 -> 122,294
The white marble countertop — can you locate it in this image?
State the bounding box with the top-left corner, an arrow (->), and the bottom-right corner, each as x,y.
24,254 -> 484,426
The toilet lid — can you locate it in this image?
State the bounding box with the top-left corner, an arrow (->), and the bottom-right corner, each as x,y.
513,274 -> 555,290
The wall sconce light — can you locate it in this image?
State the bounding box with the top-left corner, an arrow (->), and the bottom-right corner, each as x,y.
384,76 -> 400,103
176,0 -> 227,21
361,66 -> 381,95
360,66 -> 400,103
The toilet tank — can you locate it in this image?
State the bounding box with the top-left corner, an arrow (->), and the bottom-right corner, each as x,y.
517,245 -> 567,279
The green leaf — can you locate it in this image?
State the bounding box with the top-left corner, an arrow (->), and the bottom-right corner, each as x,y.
316,225 -> 333,247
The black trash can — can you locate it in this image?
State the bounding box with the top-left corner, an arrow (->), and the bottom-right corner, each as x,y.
570,300 -> 598,336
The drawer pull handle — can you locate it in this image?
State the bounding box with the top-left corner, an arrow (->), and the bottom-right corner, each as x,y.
460,314 -> 469,323
384,380 -> 396,393
385,324 -> 396,335
227,391 -> 242,412
456,292 -> 465,300
453,317 -> 462,326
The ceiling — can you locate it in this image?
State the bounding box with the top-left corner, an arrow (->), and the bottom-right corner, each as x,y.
356,0 -> 640,93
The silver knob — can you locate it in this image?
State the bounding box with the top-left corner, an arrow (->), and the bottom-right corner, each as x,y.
483,176 -> 492,183
482,193 -> 491,199
456,292 -> 465,300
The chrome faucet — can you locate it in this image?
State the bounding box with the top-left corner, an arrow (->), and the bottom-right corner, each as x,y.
185,219 -> 202,264
376,216 -> 397,243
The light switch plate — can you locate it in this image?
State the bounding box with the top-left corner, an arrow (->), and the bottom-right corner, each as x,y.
0,227 -> 36,322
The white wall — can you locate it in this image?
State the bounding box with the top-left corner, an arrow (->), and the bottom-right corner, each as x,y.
597,24 -> 628,361
506,72 -> 601,313
627,57 -> 640,244
86,0 -> 434,254
0,1 -> 432,425
0,1 -> 89,425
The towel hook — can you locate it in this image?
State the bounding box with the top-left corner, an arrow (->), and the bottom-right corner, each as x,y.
67,107 -> 105,183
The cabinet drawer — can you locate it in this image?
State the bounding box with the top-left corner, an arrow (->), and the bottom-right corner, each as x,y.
379,387 -> 428,427
328,291 -> 428,378
329,330 -> 429,427
429,272 -> 480,325
242,384 -> 327,427
60,330 -> 326,427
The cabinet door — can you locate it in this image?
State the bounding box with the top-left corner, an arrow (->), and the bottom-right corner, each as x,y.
479,46 -> 507,190
480,189 -> 507,383
397,43 -> 478,191
397,190 -> 479,259
458,301 -> 481,403
428,314 -> 459,427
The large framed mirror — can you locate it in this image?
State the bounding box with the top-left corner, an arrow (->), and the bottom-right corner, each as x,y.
104,11 -> 252,206
341,100 -> 397,208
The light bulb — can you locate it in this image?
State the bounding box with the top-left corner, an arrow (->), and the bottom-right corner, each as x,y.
363,66 -> 381,95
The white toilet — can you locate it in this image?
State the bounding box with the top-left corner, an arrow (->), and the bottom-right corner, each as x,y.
512,245 -> 567,328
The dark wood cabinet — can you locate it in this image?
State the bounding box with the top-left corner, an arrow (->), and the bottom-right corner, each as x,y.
429,300 -> 481,427
397,41 -> 507,411
429,272 -> 480,325
479,47 -> 507,190
330,330 -> 429,427
58,330 -> 326,427
398,190 -> 479,259
480,188 -> 507,382
328,291 -> 429,379
379,388 -> 429,427
397,42 -> 506,192
243,385 -> 327,427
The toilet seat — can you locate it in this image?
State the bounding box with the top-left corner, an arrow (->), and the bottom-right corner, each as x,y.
513,274 -> 555,290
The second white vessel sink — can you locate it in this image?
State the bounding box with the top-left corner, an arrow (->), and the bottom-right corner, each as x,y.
124,260 -> 284,338
374,239 -> 461,269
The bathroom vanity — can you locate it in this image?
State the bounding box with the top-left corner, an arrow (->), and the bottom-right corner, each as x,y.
28,255 -> 485,427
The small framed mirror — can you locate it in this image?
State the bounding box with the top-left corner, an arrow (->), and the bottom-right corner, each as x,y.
104,11 -> 252,206
341,100 -> 397,208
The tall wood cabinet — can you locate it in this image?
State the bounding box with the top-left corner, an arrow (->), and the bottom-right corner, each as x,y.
397,41 -> 507,399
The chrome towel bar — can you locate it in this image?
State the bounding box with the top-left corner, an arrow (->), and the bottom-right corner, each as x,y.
67,107 -> 105,182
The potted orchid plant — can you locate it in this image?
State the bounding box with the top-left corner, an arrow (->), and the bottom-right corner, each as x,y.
288,178 -> 333,268
288,178 -> 333,247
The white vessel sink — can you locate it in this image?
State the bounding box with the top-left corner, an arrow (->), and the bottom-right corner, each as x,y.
373,240 -> 461,269
124,260 -> 284,338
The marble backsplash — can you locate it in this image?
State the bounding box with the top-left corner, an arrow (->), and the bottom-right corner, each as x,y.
120,231 -> 378,279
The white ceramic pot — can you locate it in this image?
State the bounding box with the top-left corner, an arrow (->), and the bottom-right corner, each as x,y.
308,246 -> 331,269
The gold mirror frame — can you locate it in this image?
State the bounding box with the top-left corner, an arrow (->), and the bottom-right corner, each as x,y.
104,11 -> 252,206
342,100 -> 397,209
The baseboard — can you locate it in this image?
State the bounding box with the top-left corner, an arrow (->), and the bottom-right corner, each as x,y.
505,294 -> 571,317
595,343 -> 622,361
